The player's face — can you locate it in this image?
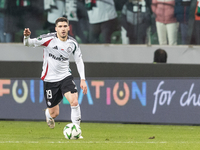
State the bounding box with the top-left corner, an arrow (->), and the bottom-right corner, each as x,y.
55,21 -> 70,41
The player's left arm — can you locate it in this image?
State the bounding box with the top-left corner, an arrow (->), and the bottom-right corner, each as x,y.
73,44 -> 87,95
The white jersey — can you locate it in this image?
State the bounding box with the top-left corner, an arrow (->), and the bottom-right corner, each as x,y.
87,0 -> 117,24
24,32 -> 85,82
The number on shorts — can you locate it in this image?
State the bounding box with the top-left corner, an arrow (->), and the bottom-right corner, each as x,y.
46,90 -> 52,99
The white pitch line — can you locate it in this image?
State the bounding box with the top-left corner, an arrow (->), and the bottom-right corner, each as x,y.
0,141 -> 198,144
0,141 -> 39,143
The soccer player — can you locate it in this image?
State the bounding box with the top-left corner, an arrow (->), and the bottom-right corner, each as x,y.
23,17 -> 87,137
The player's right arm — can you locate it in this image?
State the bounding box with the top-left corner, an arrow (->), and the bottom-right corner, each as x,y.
23,28 -> 35,47
23,28 -> 51,47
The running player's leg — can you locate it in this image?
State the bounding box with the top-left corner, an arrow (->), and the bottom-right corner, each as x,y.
44,81 -> 63,128
64,92 -> 83,139
61,76 -> 81,126
46,105 -> 59,119
45,105 -> 59,128
64,92 -> 81,126
60,76 -> 82,126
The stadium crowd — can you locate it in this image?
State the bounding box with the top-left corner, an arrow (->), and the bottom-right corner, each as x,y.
0,0 -> 199,45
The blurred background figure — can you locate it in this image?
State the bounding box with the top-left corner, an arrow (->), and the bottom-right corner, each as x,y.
153,48 -> 167,63
151,0 -> 178,45
21,0 -> 44,38
4,0 -> 44,42
188,0 -> 200,45
113,0 -> 129,44
64,0 -> 89,43
113,0 -> 128,11
0,0 -> 12,42
197,0 -> 200,16
121,0 -> 151,44
44,0 -> 89,43
174,0 -> 190,45
85,0 -> 120,43
44,0 -> 65,32
3,0 -> 20,42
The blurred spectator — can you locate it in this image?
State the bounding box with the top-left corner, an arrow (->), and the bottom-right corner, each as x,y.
151,0 -> 178,45
197,0 -> 200,16
85,0 -> 119,43
189,0 -> 200,45
22,0 -> 44,38
148,0 -> 160,45
153,48 -> 167,63
114,0 -> 127,11
5,0 -> 44,42
174,0 -> 190,45
0,0 -> 12,42
44,0 -> 89,43
77,0 -> 90,43
121,0 -> 151,44
113,0 -> 128,44
44,0 -> 65,32
4,0 -> 20,42
64,0 -> 89,43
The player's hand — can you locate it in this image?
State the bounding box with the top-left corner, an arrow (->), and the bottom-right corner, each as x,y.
80,79 -> 87,95
24,28 -> 31,36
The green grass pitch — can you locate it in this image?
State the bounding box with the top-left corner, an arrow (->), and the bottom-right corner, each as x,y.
1,121 -> 200,150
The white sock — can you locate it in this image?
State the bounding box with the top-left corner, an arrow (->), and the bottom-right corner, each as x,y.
45,108 -> 53,120
71,104 -> 81,126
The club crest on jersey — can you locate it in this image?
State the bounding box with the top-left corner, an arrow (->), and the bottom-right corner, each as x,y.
67,47 -> 73,53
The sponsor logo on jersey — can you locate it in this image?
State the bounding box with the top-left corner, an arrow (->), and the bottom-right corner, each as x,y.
49,53 -> 68,61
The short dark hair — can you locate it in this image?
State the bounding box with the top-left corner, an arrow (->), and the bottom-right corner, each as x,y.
154,49 -> 167,63
55,17 -> 69,26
